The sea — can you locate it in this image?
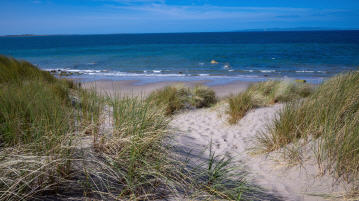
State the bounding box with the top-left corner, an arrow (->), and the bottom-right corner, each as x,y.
1,31 -> 359,85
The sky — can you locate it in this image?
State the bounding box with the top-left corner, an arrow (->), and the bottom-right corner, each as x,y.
0,0 -> 359,35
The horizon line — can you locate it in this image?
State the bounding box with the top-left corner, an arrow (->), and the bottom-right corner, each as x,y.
2,28 -> 359,37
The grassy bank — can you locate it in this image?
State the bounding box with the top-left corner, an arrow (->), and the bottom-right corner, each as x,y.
0,56 -> 102,200
227,80 -> 312,124
258,72 -> 359,188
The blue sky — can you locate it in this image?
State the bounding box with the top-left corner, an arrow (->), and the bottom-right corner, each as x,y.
1,0 -> 358,35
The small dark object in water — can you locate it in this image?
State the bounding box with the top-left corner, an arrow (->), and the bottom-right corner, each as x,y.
264,74 -> 268,77
295,79 -> 307,83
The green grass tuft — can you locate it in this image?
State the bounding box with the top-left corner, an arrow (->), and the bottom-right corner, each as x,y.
0,56 -> 76,148
147,85 -> 217,115
0,55 -> 56,84
192,85 -> 217,108
96,97 -> 171,198
227,79 -> 313,124
0,81 -> 73,147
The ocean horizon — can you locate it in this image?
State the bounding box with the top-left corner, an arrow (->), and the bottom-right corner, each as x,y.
1,30 -> 358,85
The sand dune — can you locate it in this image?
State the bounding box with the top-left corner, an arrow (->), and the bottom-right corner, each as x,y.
170,103 -> 345,201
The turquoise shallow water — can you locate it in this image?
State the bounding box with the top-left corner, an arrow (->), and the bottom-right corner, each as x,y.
1,31 -> 358,85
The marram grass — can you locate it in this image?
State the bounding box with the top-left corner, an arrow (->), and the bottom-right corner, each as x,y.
0,57 -> 76,148
0,56 -> 103,200
147,85 -> 217,115
227,79 -> 313,124
258,72 -> 359,187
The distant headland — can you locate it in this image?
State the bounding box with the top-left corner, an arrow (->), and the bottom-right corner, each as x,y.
0,34 -> 47,37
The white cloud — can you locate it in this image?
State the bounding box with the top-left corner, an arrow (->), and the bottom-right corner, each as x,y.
87,0 -> 349,22
98,4 -> 338,21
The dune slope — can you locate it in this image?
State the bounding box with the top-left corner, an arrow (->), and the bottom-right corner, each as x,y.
170,104 -> 345,201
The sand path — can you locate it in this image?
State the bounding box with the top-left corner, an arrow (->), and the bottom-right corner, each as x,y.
170,104 -> 344,201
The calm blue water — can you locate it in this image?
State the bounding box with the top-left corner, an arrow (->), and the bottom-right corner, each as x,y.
1,31 -> 359,85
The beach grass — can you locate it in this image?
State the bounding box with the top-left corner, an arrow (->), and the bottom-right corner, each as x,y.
258,72 -> 359,186
0,56 -> 79,149
200,141 -> 246,200
90,96 -> 248,200
87,96 -> 175,199
0,56 -> 103,200
192,85 -> 217,108
0,55 -> 56,84
147,85 -> 217,115
227,79 -> 313,124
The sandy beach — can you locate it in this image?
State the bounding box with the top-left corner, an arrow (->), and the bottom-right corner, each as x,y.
82,80 -> 251,98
